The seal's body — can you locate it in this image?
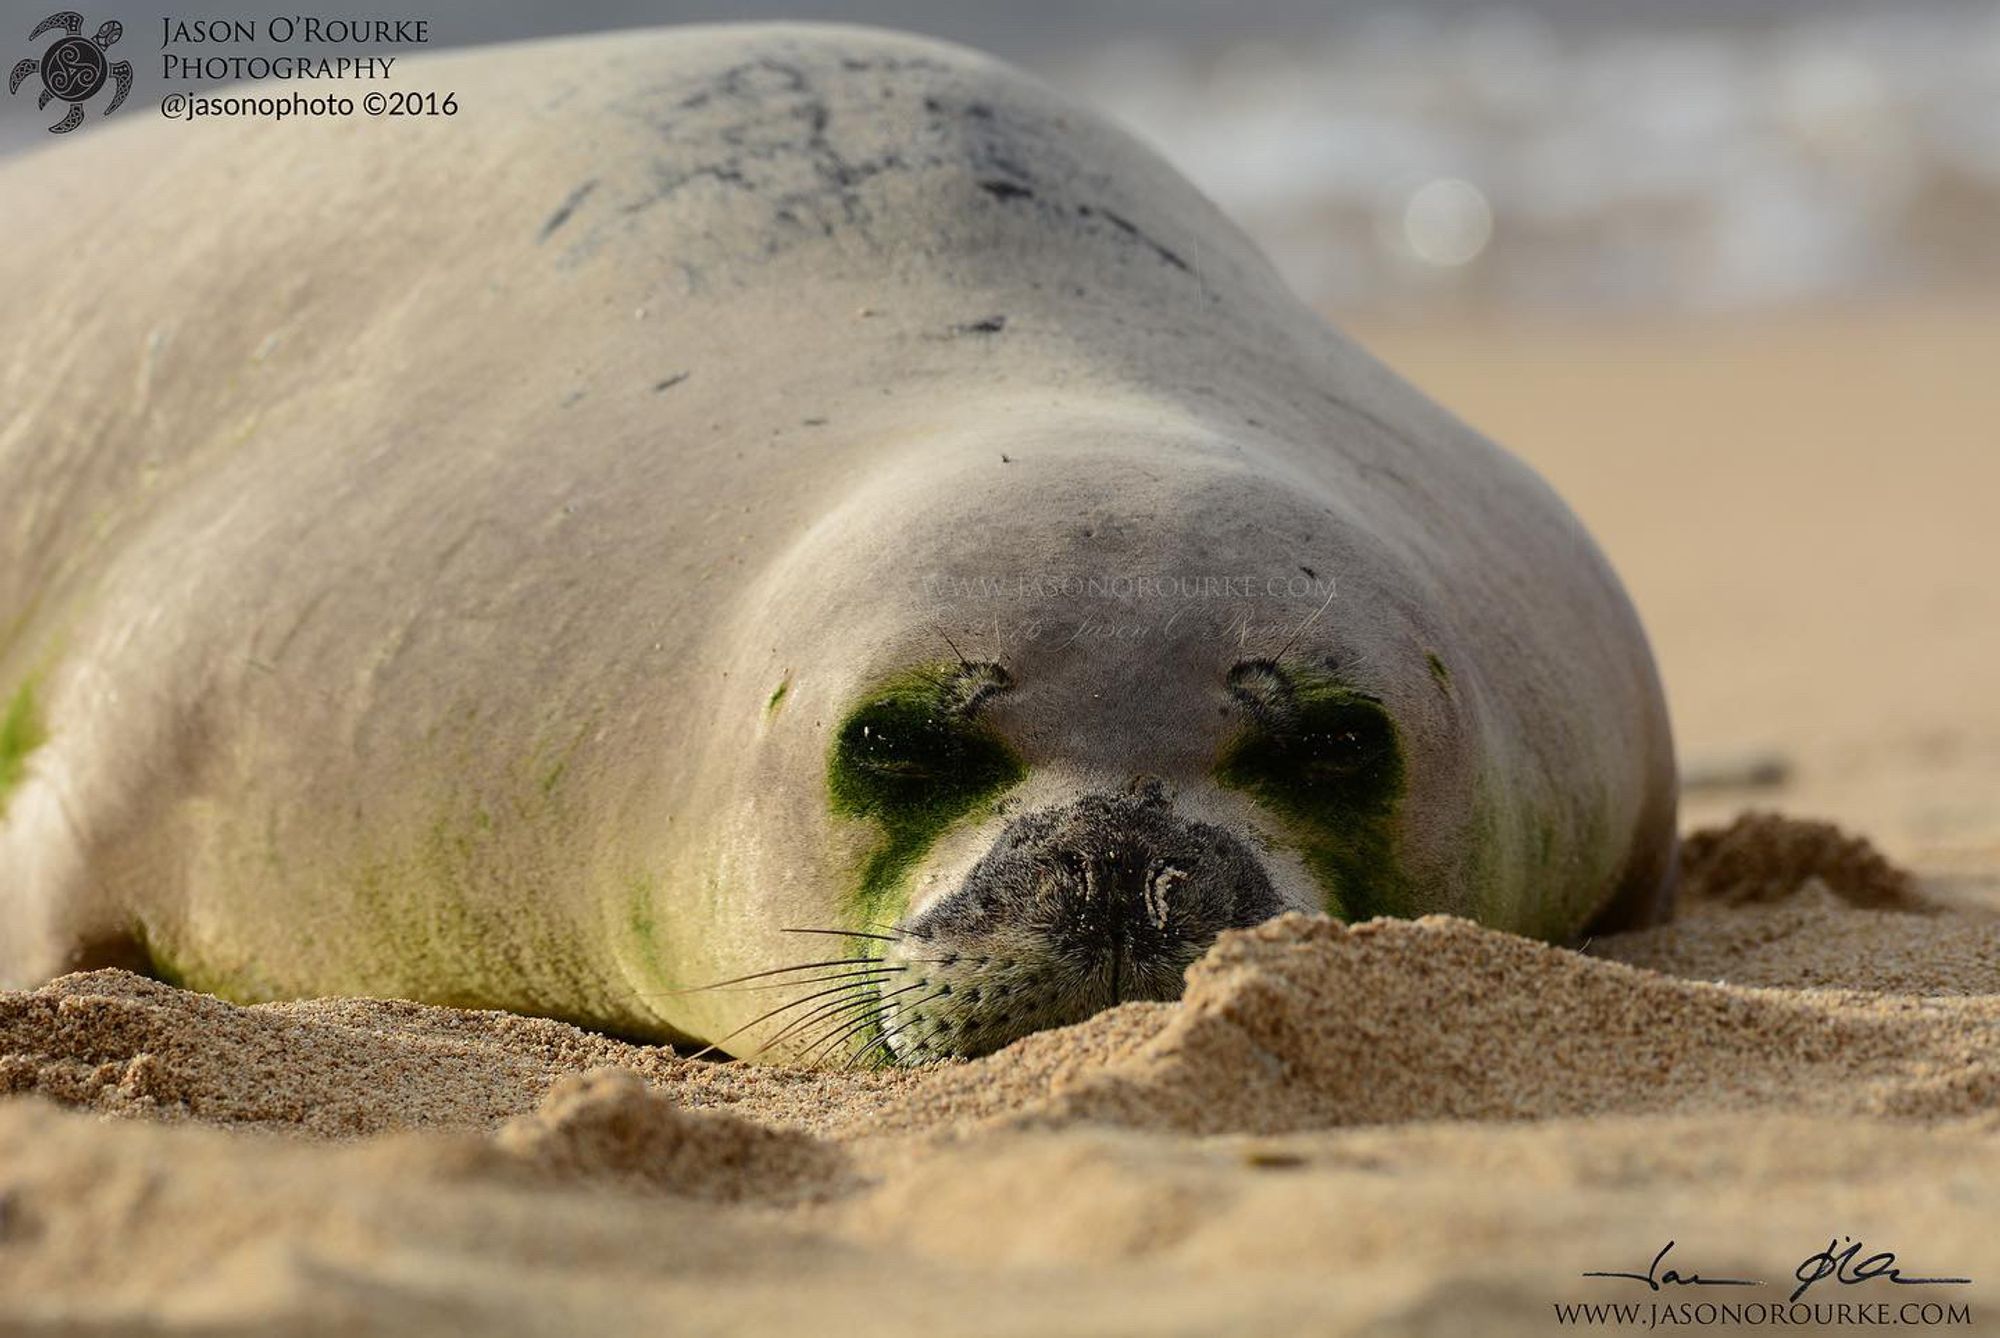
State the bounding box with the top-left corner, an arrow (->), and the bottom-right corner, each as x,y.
0,25 -> 1675,1059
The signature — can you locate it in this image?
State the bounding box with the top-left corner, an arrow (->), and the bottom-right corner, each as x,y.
1790,1237 -> 1972,1303
1584,1238 -> 1970,1303
1583,1240 -> 1758,1291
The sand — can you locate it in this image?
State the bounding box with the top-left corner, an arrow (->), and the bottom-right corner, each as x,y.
2,815 -> 1994,1335
4,304 -> 1997,1334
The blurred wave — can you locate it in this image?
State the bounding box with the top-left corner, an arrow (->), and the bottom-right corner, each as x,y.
4,1 -> 1995,315
1057,4 -> 2000,314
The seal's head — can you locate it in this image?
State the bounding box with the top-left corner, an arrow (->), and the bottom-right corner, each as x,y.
822,639 -> 1410,1060
702,402 -> 1668,1065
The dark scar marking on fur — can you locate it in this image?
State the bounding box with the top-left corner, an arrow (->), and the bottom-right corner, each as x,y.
1076,203 -> 1191,272
840,54 -> 950,74
573,45 -> 1203,283
615,58 -> 909,240
654,372 -> 690,392
621,162 -> 752,215
537,179 -> 598,242
722,57 -> 807,97
951,315 -> 1007,336
982,152 -> 1036,181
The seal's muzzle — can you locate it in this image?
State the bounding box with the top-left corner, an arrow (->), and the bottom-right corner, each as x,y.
881,783 -> 1280,1060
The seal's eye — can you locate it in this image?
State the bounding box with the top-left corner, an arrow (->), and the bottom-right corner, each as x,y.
845,710 -> 954,783
1279,706 -> 1395,787
1215,665 -> 1407,923
830,663 -> 1020,817
1220,669 -> 1397,794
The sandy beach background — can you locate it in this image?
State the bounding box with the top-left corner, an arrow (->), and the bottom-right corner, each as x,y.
4,3 -> 1998,1333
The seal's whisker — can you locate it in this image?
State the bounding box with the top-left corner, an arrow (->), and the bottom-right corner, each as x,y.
794,1012 -> 888,1067
779,926 -> 907,944
846,989 -> 949,1069
897,663 -> 957,698
896,1016 -> 959,1067
759,988 -> 887,1045
932,622 -> 974,672
786,994 -> 898,1062
701,966 -> 903,994
845,1021 -> 906,1070
756,986 -> 895,1052
866,992 -> 955,1068
725,977 -> 885,1027
648,955 -> 883,995
866,920 -> 931,941
682,974 -> 893,1060
697,954 -> 951,995
791,980 -> 931,1064
768,981 -> 918,1057
807,987 -> 943,1067
777,1010 -> 879,1066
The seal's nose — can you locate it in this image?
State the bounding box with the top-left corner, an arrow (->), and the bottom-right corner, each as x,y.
1048,839 -> 1200,999
978,790 -> 1280,999
886,791 -> 1285,1059
1061,843 -> 1184,928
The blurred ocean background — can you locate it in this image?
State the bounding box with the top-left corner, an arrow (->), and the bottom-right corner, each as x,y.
4,0 -> 1998,316
1061,5 -> 2000,315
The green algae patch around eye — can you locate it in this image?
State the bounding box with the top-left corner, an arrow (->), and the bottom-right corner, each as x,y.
0,678 -> 47,817
828,663 -> 1025,926
766,677 -> 790,716
1215,664 -> 1411,921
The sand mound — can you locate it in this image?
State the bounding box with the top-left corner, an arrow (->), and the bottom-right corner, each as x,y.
1678,811 -> 1928,910
0,969 -> 909,1137
21,908 -> 1991,1145
492,1068 -> 848,1203
995,912 -> 1999,1134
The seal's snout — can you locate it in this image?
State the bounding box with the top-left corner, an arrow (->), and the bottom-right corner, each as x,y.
1012,804 -> 1274,995
925,791 -> 1283,988
878,791 -> 1280,1062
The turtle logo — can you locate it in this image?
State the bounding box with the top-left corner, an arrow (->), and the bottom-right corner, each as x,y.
8,12 -> 133,134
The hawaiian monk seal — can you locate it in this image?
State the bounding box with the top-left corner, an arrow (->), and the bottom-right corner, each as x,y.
0,24 -> 1676,1062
